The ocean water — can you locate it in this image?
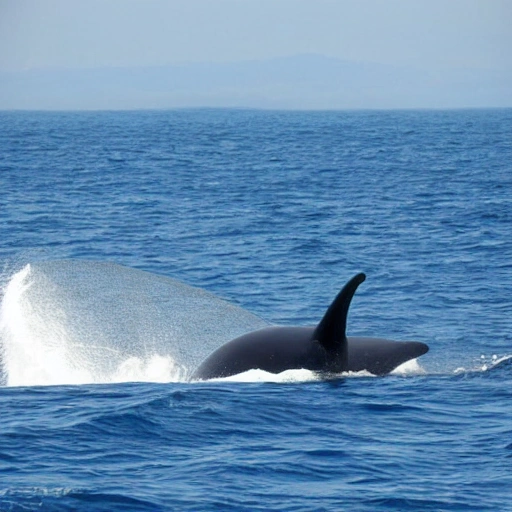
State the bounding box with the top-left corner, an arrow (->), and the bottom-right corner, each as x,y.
0,108 -> 511,511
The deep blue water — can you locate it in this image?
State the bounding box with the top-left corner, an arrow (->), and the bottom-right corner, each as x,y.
1,109 -> 511,511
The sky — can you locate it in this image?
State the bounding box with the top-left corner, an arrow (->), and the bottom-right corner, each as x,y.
0,0 -> 510,108
1,0 -> 510,71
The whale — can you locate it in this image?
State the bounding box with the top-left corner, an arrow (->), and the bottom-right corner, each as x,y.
192,273 -> 429,380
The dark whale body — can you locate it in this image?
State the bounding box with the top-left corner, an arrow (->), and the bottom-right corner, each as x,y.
192,273 -> 429,380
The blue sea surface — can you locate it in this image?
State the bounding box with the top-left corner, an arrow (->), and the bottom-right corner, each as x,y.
1,109 -> 511,511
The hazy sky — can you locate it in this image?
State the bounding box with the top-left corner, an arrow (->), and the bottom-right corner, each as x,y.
1,0 -> 510,72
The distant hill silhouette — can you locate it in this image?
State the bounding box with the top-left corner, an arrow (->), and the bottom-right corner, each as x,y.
1,54 -> 510,110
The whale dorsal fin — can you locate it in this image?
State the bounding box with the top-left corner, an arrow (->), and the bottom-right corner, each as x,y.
313,273 -> 366,352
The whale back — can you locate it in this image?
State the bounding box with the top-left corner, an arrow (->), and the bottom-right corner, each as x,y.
347,337 -> 429,375
192,273 -> 367,380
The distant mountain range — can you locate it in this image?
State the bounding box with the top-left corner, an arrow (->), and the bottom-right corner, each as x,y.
1,54 -> 510,110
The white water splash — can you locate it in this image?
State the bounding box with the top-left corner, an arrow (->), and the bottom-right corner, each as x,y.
454,354 -> 512,375
0,264 -> 91,387
391,358 -> 427,376
197,367 -> 397,384
194,355 -> 428,383
0,264 -> 183,387
210,368 -> 322,383
109,354 -> 186,384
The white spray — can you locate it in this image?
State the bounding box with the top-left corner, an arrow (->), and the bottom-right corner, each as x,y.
0,264 -> 183,387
